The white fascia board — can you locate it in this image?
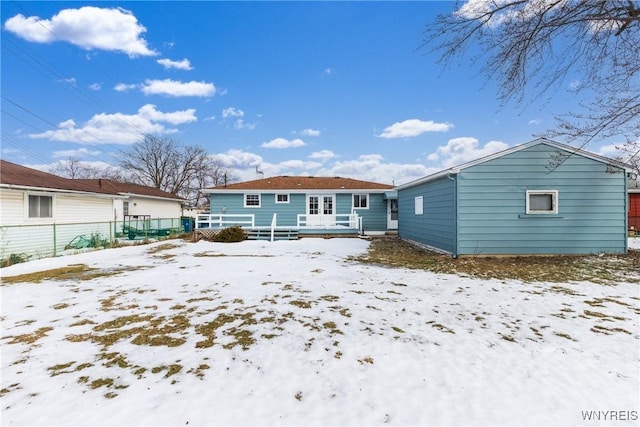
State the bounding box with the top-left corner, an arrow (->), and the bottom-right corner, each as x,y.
0,184 -> 126,199
204,188 -> 391,194
118,192 -> 185,202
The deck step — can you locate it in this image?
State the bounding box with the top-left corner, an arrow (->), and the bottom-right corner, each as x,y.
246,228 -> 299,241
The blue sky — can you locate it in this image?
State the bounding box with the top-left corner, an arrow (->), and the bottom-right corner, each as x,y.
1,1 -> 623,185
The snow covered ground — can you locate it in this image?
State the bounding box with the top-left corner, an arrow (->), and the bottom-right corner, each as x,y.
1,238 -> 639,426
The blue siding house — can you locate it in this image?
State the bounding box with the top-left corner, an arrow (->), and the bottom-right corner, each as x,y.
397,139 -> 631,256
200,176 -> 396,237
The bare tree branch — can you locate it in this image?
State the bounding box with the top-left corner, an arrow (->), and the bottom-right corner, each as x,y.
117,134 -> 234,206
423,0 -> 640,153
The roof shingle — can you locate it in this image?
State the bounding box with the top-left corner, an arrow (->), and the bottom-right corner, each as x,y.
211,176 -> 394,191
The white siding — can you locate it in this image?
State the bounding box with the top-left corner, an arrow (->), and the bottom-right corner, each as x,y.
55,194 -> 114,223
0,188 -> 25,225
127,196 -> 182,218
0,188 -> 114,226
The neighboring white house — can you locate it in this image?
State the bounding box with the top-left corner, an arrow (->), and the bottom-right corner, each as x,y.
0,160 -> 185,262
0,160 -> 121,226
77,179 -> 185,221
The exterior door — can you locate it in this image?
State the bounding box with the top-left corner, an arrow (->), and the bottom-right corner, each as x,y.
307,195 -> 335,226
387,198 -> 398,230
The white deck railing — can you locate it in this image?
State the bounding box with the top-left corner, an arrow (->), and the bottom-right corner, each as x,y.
296,213 -> 359,229
196,214 -> 255,229
196,212 -> 362,234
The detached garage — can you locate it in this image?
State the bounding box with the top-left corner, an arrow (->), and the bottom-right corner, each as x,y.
396,138 -> 631,256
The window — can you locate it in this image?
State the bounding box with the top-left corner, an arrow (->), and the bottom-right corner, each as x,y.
323,196 -> 333,214
526,190 -> 558,214
353,194 -> 368,209
244,194 -> 261,208
414,196 -> 423,215
123,201 -> 130,216
275,193 -> 289,204
309,196 -> 319,215
28,195 -> 53,218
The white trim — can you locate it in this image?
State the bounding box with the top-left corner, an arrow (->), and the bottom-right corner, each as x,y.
24,192 -> 55,221
243,193 -> 261,208
204,188 -> 392,194
352,193 -> 369,210
526,190 -> 559,214
1,184 -> 123,199
274,193 -> 290,204
117,192 -> 185,202
415,196 -> 423,215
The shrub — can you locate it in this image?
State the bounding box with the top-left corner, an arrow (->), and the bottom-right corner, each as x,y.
213,226 -> 246,243
1,253 -> 28,268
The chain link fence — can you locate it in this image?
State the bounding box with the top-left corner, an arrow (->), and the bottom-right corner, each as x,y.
1,218 -> 185,267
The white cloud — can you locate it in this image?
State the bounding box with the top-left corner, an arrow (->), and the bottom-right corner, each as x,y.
308,150 -> 337,162
157,58 -> 193,71
114,83 -> 136,92
88,83 -> 101,91
318,154 -> 435,185
261,138 -> 306,149
301,128 -> 321,137
4,6 -> 156,57
278,160 -> 323,170
427,137 -> 509,168
528,118 -> 542,125
222,107 -> 244,118
52,148 -> 102,158
211,149 -> 263,168
221,108 -> 256,130
141,79 -> 216,97
569,80 -> 583,91
210,149 -> 435,186
324,68 -> 333,75
597,144 -> 625,158
28,104 -> 197,145
377,119 -> 453,139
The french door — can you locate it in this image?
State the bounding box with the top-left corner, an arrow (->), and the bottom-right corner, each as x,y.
307,194 -> 335,226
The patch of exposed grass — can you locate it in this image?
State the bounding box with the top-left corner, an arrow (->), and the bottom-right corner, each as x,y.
349,238 -> 640,284
1,264 -> 127,284
4,326 -> 53,345
152,364 -> 182,378
358,356 -> 374,365
69,319 -> 96,327
591,325 -> 632,335
290,300 -> 312,309
66,313 -> 190,348
554,332 -> 577,341
146,243 -> 181,254
47,361 -> 75,376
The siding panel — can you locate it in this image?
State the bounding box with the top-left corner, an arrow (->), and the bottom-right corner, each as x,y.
398,177 -> 455,253
456,143 -> 626,255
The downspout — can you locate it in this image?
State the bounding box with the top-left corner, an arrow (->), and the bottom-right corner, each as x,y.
447,172 -> 458,258
625,172 -> 630,254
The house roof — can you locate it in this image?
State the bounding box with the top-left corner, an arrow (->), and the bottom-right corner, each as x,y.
77,179 -> 184,201
0,159 -> 116,195
397,138 -> 633,190
206,176 -> 394,192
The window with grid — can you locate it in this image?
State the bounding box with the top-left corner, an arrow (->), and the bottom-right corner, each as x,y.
353,194 -> 368,209
275,194 -> 289,204
244,194 -> 261,207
